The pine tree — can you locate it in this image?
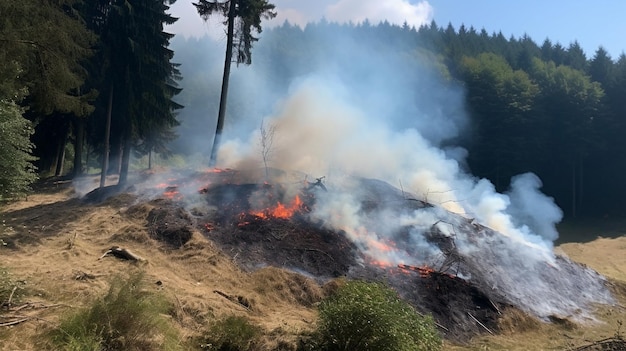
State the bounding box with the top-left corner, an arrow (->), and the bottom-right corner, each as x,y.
85,0 -> 182,187
0,100 -> 37,199
0,0 -> 96,178
194,0 -> 276,167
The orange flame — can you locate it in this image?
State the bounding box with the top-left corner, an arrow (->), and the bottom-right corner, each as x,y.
252,195 -> 303,219
204,167 -> 230,173
370,259 -> 394,269
163,189 -> 181,200
397,264 -> 456,278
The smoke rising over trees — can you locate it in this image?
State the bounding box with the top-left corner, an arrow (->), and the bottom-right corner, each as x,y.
170,20 -> 626,219
3,3 -> 626,221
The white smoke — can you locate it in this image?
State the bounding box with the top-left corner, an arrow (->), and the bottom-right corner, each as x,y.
506,172 -> 563,243
218,75 -> 562,261
166,22 -> 613,322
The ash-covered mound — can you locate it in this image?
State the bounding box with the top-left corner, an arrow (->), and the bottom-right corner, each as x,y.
199,182 -> 359,278
310,177 -> 614,319
188,175 -> 614,340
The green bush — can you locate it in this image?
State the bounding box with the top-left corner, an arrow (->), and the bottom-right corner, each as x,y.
307,280 -> 442,351
49,272 -> 181,351
199,315 -> 261,351
0,100 -> 37,200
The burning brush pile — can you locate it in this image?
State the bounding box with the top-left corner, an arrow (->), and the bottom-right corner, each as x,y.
139,168 -> 615,341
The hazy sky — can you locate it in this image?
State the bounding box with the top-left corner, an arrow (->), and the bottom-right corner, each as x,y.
167,0 -> 625,59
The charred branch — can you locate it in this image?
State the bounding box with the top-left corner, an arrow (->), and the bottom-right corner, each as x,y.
99,246 -> 145,262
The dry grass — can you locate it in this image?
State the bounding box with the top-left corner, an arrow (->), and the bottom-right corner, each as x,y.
1,179 -> 625,350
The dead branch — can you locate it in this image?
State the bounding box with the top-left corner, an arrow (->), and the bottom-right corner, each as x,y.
468,312 -> 493,335
488,299 -> 501,315
73,270 -> 96,281
6,286 -> 17,308
569,337 -> 626,351
260,119 -> 277,179
98,246 -> 145,262
213,290 -> 251,310
0,302 -> 65,328
9,303 -> 64,312
0,317 -> 29,327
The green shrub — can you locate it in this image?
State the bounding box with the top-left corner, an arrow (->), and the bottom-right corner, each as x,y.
307,280 -> 442,351
0,265 -> 24,306
199,315 -> 261,351
0,100 -> 37,199
49,272 -> 181,351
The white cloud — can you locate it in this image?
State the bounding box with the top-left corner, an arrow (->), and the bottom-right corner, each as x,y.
325,0 -> 434,27
167,0 -> 435,37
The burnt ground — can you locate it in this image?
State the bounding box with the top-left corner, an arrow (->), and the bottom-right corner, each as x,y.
166,181 -> 503,342
208,214 -> 359,278
134,177 -> 617,343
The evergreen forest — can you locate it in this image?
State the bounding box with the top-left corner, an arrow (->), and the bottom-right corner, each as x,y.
2,0 -> 626,220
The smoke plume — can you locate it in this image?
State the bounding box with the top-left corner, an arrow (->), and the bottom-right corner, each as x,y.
168,27 -> 613,320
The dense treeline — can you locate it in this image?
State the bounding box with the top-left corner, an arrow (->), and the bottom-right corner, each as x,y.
2,1 -> 626,219
171,20 -> 626,218
0,0 -> 181,198
417,22 -> 626,218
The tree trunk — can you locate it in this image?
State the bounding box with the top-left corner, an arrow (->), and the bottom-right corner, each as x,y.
100,84 -> 113,188
148,149 -> 152,170
208,0 -> 236,168
577,154 -> 584,216
116,141 -> 123,174
571,162 -> 577,218
72,117 -> 85,177
54,130 -> 67,176
118,134 -> 131,186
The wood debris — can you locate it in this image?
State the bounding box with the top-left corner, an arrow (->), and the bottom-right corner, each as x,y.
99,246 -> 146,262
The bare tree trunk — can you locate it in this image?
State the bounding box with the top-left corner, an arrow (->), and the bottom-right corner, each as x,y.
72,117 -> 85,177
54,130 -> 67,176
571,162 -> 577,218
116,141 -> 123,174
100,84 -> 113,188
208,0 -> 236,168
577,154 -> 584,216
148,150 -> 152,170
118,135 -> 131,186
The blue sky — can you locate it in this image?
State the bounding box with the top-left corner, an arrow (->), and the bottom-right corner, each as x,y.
168,0 -> 625,59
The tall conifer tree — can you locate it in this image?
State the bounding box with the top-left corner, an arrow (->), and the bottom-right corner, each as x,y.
194,0 -> 276,167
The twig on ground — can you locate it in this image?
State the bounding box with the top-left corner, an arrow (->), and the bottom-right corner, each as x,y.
213,290 -> 251,311
468,312 -> 493,335
488,299 -> 501,315
0,317 -> 29,327
7,286 -> 17,307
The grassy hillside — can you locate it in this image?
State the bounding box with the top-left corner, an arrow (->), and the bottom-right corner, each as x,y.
1,178 -> 624,350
